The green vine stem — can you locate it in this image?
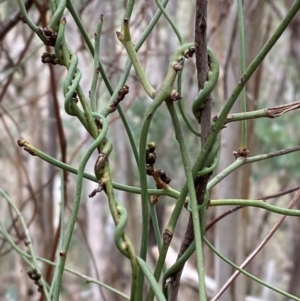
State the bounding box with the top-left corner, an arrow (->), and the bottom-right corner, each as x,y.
123,0 -> 135,21
209,199 -> 300,216
0,221 -> 130,300
162,241 -> 195,292
208,145 -> 300,190
223,100 -> 300,123
136,257 -> 167,301
166,101 -> 206,300
65,0 -> 172,169
160,134 -> 220,294
49,0 -> 67,30
163,195 -> 300,299
102,0 -> 170,116
90,15 -> 103,112
163,144 -> 300,283
52,114 -> 108,300
57,24 -> 98,139
117,19 -> 156,99
237,0 -> 247,149
220,0 -> 300,124
16,0 -> 48,44
148,97 -> 206,301
154,0 -> 183,45
65,0 -> 108,84
54,17 -> 66,62
0,222 -> 36,271
100,163 -> 138,301
102,0 -> 172,166
190,0 -> 300,190
204,236 -> 300,301
16,139 -> 181,199
177,62 -> 201,137
49,0 -> 57,14
135,43 -> 194,300
0,190 -> 51,301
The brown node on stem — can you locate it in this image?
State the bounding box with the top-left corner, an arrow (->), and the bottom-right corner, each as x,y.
42,27 -> 57,46
17,139 -> 26,147
173,62 -> 183,72
116,31 -> 123,41
109,85 -> 129,113
184,47 -> 195,58
88,182 -> 104,198
145,142 -> 171,194
163,229 -> 173,244
27,269 -> 41,281
41,52 -> 60,65
23,147 -> 36,156
233,148 -> 250,159
170,90 -> 182,101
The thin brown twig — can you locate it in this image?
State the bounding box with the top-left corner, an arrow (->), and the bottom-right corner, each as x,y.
0,30 -> 35,103
211,188 -> 300,300
0,172 -> 56,256
0,0 -> 33,40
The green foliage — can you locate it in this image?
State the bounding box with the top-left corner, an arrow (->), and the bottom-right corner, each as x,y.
2,1 -> 300,301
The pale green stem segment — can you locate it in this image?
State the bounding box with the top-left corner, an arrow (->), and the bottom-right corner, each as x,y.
135,43 -> 194,300
188,0 -> 300,203
158,132 -> 220,298
124,0 -> 135,20
154,0 -> 183,44
209,199 -> 300,216
165,101 -> 207,301
192,47 -> 219,119
52,114 -> 108,300
148,96 -> 210,301
17,139 -> 181,199
208,145 -> 300,190
49,0 -> 57,13
16,0 -> 48,43
177,61 -> 202,137
204,237 -> 300,301
100,163 -> 138,301
66,0 -> 114,95
0,222 -> 130,300
54,17 -> 65,62
163,142 -> 300,284
223,100 -> 300,123
117,20 -> 156,99
237,0 -> 247,149
137,257 -> 167,301
49,0 -> 67,29
53,17 -> 98,138
0,190 -> 51,301
90,15 -> 103,112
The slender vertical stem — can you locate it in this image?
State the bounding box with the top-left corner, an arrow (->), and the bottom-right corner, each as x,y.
166,102 -> 206,301
52,115 -> 108,300
90,15 -> 103,112
237,0 -> 247,148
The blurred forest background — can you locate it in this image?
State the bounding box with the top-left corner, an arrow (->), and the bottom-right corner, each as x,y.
1,0 -> 300,301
